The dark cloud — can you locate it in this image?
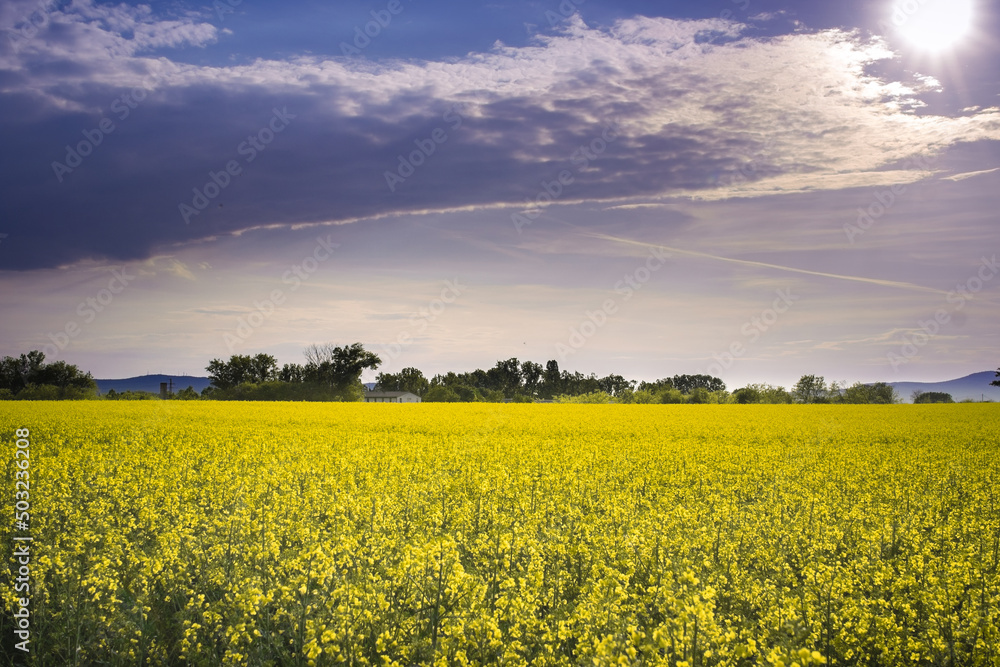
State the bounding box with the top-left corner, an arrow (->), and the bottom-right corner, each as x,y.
1,6 -> 998,270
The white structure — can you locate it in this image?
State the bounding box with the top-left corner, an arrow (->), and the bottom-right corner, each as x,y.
364,390 -> 421,403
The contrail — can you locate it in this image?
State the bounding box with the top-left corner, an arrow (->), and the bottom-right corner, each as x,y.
581,231 -> 952,297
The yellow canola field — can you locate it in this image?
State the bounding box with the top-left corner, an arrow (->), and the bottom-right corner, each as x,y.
2,403 -> 999,666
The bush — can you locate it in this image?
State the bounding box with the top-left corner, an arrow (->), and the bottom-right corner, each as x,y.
480,389 -> 506,403
424,386 -> 461,402
659,389 -> 685,404
175,386 -> 201,400
208,381 -> 363,402
16,384 -> 96,400
761,387 -> 794,404
104,389 -> 159,400
15,384 -> 61,400
686,388 -> 711,404
733,387 -> 762,404
0,351 -> 96,398
707,390 -> 730,404
913,391 -> 954,404
630,389 -> 660,404
840,382 -> 898,404
554,391 -> 615,404
451,385 -> 483,402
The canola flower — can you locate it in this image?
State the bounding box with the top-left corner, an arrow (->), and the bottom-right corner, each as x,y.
1,403 -> 999,666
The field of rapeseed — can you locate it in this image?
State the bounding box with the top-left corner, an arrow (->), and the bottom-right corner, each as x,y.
1,403 -> 998,666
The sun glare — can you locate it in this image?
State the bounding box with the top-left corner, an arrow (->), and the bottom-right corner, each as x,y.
894,0 -> 975,53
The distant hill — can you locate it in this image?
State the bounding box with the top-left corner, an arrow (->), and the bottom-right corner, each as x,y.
92,372 -> 999,402
94,374 -> 212,396
886,371 -> 999,403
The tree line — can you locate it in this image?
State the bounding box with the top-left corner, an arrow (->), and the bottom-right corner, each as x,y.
0,351 -> 96,399
377,361 -> 727,403
202,343 -> 381,401
382,367 -> 903,404
2,346 -> 997,403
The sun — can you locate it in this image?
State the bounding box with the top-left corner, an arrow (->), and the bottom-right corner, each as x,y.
894,0 -> 975,53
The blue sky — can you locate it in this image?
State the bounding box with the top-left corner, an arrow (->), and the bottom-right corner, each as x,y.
1,0 -> 998,388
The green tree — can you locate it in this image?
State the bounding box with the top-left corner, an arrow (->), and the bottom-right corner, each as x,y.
867,382 -> 898,404
206,353 -> 278,389
671,374 -> 725,394
0,350 -> 45,394
560,371 -> 601,397
792,375 -> 828,403
279,363 -> 306,383
451,385 -> 483,402
759,384 -> 793,404
34,360 -> 95,390
598,374 -> 635,397
486,358 -> 523,399
376,367 -> 430,396
992,368 -> 999,388
16,384 -> 62,400
103,389 -> 158,400
913,391 -> 954,404
841,382 -> 897,404
424,385 -> 460,402
732,386 -> 763,404
686,387 -> 711,404
430,372 -> 458,388
540,360 -> 563,399
554,391 -> 615,404
638,378 -> 674,393
659,388 -> 685,404
175,386 -> 200,400
521,361 -> 544,397
429,373 -> 485,401
302,343 -> 381,399
629,389 -> 660,404
0,351 -> 95,398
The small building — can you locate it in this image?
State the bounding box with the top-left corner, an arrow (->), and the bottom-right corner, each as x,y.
364,390 -> 421,403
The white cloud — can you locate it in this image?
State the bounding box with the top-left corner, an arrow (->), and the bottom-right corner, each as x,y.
4,6 -> 1000,270
941,167 -> 1000,181
6,10 -> 998,195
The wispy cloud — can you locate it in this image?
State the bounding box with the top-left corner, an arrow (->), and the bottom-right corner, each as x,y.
941,167 -> 1000,181
582,231 -> 952,296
